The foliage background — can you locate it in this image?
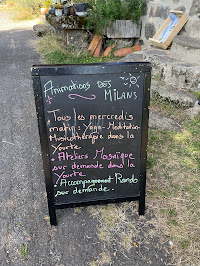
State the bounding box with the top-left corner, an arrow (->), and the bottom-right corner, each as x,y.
87,0 -> 147,35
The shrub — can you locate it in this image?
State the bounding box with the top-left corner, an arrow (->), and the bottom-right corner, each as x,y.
5,0 -> 49,20
87,0 -> 147,35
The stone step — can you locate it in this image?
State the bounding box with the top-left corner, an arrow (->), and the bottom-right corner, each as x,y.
33,24 -> 52,37
149,111 -> 181,131
149,102 -> 200,131
142,48 -> 200,93
118,48 -> 200,93
118,52 -> 198,108
170,35 -> 200,65
151,80 -> 197,108
117,52 -> 143,63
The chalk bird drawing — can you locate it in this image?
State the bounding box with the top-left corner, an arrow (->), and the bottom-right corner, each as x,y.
120,74 -> 140,88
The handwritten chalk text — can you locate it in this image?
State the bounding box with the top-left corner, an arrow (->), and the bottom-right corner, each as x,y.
105,89 -> 137,102
43,80 -> 90,97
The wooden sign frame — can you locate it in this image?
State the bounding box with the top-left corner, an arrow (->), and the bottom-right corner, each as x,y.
31,62 -> 151,226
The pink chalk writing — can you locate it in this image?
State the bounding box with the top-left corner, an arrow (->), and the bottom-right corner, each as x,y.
71,161 -> 104,170
68,94 -> 96,100
58,151 -> 88,161
54,170 -> 86,184
46,95 -> 52,104
93,147 -> 135,165
52,165 -> 67,171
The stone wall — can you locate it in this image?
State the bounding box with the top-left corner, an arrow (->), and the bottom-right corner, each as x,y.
46,14 -> 91,50
140,0 -> 200,46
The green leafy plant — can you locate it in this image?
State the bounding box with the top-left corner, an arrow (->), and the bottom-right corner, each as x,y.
87,0 -> 147,35
20,244 -> 27,257
42,0 -> 51,7
39,33 -> 111,64
72,0 -> 88,3
6,0 -> 44,19
15,0 -> 43,9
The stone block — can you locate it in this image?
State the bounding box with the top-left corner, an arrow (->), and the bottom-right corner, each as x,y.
151,80 -> 197,108
149,111 -> 181,130
187,101 -> 200,119
46,14 -> 87,31
170,35 -> 200,65
189,0 -> 200,15
144,22 -> 156,40
187,21 -> 200,39
61,30 -> 90,50
33,24 -> 52,37
45,14 -> 90,50
142,48 -> 200,91
186,66 -> 200,92
117,52 -> 143,62
113,39 -> 134,49
149,6 -> 170,20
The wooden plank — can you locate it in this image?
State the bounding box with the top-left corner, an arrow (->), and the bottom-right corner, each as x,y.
149,39 -> 162,44
170,10 -> 184,16
107,20 -> 141,38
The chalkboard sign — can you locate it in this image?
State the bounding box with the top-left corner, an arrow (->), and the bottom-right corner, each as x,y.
31,62 -> 151,226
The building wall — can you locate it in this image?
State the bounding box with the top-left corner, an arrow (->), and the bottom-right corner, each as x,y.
140,0 -> 200,46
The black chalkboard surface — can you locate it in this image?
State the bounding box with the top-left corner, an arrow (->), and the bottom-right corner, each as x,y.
31,62 -> 151,226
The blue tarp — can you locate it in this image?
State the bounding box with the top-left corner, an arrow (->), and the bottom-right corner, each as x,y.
159,13 -> 180,43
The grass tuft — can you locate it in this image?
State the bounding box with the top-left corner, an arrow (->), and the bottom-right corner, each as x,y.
20,244 -> 27,257
39,33 -> 111,65
90,251 -> 111,266
147,102 -> 200,264
3,0 -> 42,20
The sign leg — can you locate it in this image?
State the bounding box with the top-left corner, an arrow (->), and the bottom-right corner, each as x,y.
139,194 -> 145,215
49,206 -> 57,226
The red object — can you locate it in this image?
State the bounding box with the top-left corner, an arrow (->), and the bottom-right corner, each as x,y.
114,44 -> 142,57
93,39 -> 102,57
132,44 -> 142,52
88,35 -> 102,55
103,44 -> 116,57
